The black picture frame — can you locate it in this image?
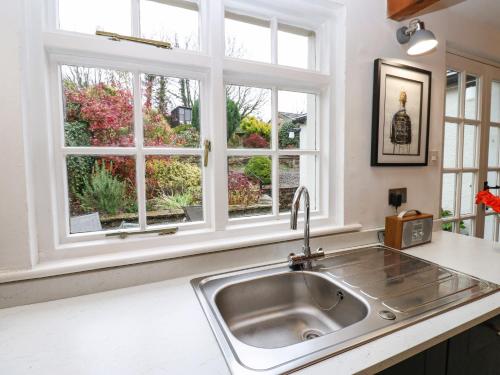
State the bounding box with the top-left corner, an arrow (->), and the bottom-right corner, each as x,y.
371,58 -> 432,166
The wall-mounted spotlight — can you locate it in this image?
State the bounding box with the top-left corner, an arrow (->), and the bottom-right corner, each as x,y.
396,19 -> 438,56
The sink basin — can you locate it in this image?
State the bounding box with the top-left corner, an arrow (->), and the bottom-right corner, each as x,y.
192,245 -> 498,374
215,272 -> 368,349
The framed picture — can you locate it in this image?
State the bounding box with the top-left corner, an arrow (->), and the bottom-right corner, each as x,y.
371,59 -> 432,166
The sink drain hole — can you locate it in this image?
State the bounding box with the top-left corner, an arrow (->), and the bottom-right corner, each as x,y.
302,329 -> 323,341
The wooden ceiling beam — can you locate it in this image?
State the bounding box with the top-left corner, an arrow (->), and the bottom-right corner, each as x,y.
387,0 -> 440,21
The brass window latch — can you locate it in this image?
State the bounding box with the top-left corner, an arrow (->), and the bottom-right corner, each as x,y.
204,139 -> 212,167
96,31 -> 172,49
106,227 -> 178,239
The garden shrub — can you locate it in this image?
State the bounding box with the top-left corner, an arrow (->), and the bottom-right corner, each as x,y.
441,209 -> 465,231
150,192 -> 194,211
65,121 -> 94,195
228,171 -> 260,206
279,120 -> 300,148
244,156 -> 271,185
65,83 -> 134,146
64,83 -> 137,195
103,156 -> 136,187
67,155 -> 95,197
191,100 -> 200,131
242,133 -> 269,148
143,107 -> 172,146
64,120 -> 91,147
226,99 -> 241,140
146,158 -> 201,196
171,125 -> 200,147
76,162 -> 128,215
227,133 -> 242,148
240,116 -> 271,141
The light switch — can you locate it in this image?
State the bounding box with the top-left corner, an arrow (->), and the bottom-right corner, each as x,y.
429,150 -> 439,166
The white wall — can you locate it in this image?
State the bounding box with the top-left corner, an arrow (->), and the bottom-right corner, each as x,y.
2,0 -> 500,270
0,0 -> 36,269
341,0 -> 500,229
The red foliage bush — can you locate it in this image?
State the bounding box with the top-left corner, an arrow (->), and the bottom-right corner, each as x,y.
65,84 -> 135,189
242,133 -> 269,148
65,83 -> 134,147
228,171 -> 261,206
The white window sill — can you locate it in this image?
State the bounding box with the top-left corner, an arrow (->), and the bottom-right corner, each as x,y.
0,223 -> 361,284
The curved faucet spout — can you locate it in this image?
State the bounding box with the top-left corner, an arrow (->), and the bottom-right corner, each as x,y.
290,186 -> 311,256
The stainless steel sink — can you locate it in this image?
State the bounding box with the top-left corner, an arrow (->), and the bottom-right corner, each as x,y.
215,272 -> 368,349
192,245 -> 499,374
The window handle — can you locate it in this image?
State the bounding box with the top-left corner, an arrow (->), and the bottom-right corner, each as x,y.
204,139 -> 212,167
106,227 -> 178,239
96,31 -> 172,49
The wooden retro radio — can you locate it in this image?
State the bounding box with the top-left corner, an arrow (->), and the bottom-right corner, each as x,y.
385,209 -> 433,250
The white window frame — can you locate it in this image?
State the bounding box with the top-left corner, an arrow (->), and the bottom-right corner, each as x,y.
24,0 -> 342,262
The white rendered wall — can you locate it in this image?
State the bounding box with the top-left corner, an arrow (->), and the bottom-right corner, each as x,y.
0,0 -> 36,270
341,0 -> 500,229
3,1 -> 500,270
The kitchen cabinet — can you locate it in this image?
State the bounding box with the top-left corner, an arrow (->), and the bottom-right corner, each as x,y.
378,314 -> 499,375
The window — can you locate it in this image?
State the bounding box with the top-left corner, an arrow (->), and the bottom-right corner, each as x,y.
224,11 -> 316,70
278,24 -> 316,70
225,13 -> 271,63
485,80 -> 500,240
58,0 -> 200,51
27,0 -> 335,258
441,69 -> 479,236
441,53 -> 500,239
225,85 -> 318,219
61,65 -> 204,234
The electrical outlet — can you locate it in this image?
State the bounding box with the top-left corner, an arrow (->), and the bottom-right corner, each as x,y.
388,188 -> 407,208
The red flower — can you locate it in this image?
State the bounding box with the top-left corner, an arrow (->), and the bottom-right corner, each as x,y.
476,189 -> 500,213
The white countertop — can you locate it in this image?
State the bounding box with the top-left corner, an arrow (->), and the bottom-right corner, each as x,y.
0,231 -> 499,375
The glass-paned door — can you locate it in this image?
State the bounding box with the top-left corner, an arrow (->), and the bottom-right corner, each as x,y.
441,52 -> 500,239
441,67 -> 480,236
484,79 -> 500,240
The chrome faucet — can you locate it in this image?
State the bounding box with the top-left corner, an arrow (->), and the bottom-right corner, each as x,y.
288,186 -> 324,268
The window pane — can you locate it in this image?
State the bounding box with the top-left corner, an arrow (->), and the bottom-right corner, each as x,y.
279,155 -> 316,212
145,156 -> 202,225
489,126 -> 500,167
484,215 -> 495,241
225,13 -> 271,63
445,70 -> 460,118
443,122 -> 458,168
62,66 -> 134,147
67,156 -> 137,234
441,220 -> 455,232
459,219 -> 473,236
278,91 -> 316,150
140,0 -> 199,50
142,74 -> 200,147
463,124 -> 477,168
464,75 -> 478,120
278,25 -> 315,69
487,171 -> 498,188
58,0 -> 131,35
491,81 -> 500,123
228,156 -> 272,218
226,85 -> 271,149
460,172 -> 474,215
441,173 -> 456,216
